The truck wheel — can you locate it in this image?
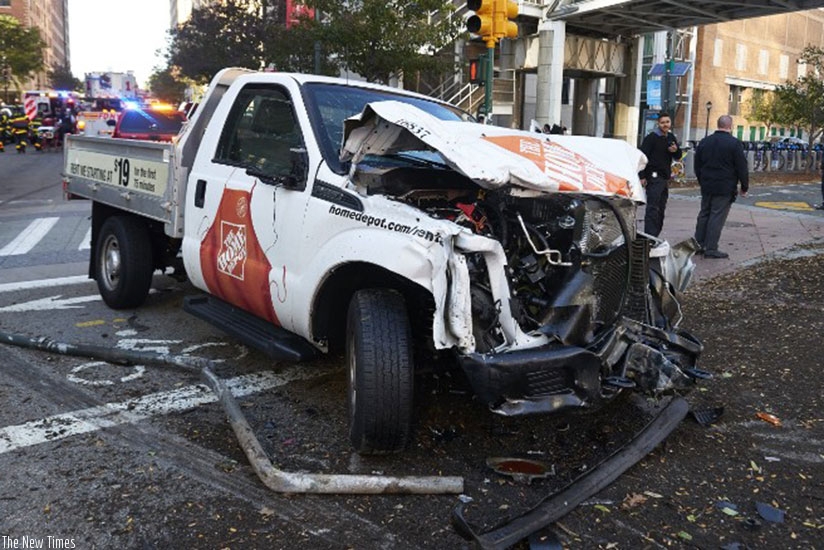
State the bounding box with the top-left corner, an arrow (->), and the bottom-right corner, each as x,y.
346,289 -> 414,454
96,216 -> 154,309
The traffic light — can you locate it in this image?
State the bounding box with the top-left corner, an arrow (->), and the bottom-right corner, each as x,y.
466,0 -> 495,42
468,56 -> 486,85
466,0 -> 519,43
499,0 -> 519,40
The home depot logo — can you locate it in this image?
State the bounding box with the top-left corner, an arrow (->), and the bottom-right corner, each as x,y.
217,221 -> 247,280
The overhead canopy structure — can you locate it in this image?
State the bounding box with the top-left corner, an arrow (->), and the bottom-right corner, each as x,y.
550,0 -> 824,38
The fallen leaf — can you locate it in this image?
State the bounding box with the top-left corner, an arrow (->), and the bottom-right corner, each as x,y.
594,504 -> 611,513
678,531 -> 693,541
644,491 -> 663,499
622,493 -> 648,509
750,460 -> 762,474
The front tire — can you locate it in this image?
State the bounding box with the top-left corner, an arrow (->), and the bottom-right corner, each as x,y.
95,215 -> 154,309
346,289 -> 414,455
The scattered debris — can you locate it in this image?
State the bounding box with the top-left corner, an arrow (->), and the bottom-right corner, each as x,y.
717,500 -> 740,516
756,502 -> 786,523
452,397 -> 689,549
486,457 -> 554,484
756,412 -> 782,427
689,406 -> 725,426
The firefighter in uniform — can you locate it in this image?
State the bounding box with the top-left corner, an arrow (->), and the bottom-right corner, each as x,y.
10,110 -> 31,153
29,112 -> 43,151
0,108 -> 10,153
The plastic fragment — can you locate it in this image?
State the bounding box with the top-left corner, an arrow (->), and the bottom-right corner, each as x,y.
689,406 -> 725,426
716,500 -> 739,513
756,412 -> 782,427
756,502 -> 786,523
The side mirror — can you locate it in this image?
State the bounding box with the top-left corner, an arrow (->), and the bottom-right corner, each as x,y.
106,119 -> 116,127
283,147 -> 309,191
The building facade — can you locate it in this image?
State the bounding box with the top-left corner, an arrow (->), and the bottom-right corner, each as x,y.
691,10 -> 824,143
0,0 -> 70,90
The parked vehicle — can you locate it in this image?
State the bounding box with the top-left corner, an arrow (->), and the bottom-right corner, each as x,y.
63,69 -> 703,454
112,106 -> 187,142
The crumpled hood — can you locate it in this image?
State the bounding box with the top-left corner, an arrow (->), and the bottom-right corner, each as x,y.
341,100 -> 648,202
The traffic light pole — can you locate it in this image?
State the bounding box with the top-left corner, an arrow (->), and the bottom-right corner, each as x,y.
484,42 -> 494,121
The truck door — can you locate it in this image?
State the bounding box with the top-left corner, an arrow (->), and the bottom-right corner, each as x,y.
183,84 -> 309,329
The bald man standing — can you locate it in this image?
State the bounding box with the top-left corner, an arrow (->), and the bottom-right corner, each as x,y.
693,114 -> 749,259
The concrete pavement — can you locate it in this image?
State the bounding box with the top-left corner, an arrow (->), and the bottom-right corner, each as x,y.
642,186 -> 824,282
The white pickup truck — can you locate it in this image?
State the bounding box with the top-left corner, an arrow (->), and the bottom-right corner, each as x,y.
63,68 -> 703,454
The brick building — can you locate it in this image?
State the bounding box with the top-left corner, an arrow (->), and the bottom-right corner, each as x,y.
1,0 -> 70,90
691,10 -> 824,143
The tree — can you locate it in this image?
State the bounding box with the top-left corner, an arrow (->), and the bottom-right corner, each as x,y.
0,15 -> 46,87
48,64 -> 83,91
744,89 -> 785,138
294,0 -> 463,83
148,67 -> 188,105
774,45 -> 824,151
168,0 -> 267,84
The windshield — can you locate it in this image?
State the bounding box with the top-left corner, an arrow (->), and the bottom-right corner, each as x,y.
302,82 -> 469,174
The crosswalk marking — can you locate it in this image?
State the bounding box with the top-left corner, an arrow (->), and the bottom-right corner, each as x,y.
78,227 -> 92,250
0,217 -> 60,256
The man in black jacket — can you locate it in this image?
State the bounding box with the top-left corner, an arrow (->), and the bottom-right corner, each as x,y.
639,113 -> 680,236
693,115 -> 749,258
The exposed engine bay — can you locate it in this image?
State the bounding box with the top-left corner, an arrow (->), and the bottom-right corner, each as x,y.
353,160 -> 648,352
351,158 -> 704,414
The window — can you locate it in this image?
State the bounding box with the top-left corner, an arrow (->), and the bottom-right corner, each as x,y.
0,1 -> 11,7
759,50 -> 769,75
736,125 -> 744,140
798,62 -> 807,79
779,55 -> 789,79
215,85 -> 303,180
749,127 -> 756,141
713,39 -> 723,67
728,85 -> 744,116
735,44 -> 748,71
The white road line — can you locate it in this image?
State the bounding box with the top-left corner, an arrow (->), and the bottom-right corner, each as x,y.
0,367 -> 333,455
0,217 -> 59,256
0,275 -> 90,294
78,227 -> 92,250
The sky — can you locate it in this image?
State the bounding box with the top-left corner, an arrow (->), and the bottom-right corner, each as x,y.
68,0 -> 170,88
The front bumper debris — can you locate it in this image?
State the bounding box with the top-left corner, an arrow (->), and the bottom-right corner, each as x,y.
457,317 -> 703,415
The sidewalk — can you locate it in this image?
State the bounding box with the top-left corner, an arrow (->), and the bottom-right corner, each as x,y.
643,194 -> 824,282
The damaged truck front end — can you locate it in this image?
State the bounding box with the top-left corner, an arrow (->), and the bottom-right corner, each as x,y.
341,100 -> 703,439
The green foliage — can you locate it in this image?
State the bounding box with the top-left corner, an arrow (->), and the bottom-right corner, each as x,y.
0,15 -> 46,83
48,64 -> 83,91
297,0 -> 463,83
165,0 -> 461,85
168,0 -> 267,83
148,67 -> 189,104
744,89 -> 784,135
773,45 -> 824,145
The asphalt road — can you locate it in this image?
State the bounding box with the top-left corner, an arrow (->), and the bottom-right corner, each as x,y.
1,151 -> 822,548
